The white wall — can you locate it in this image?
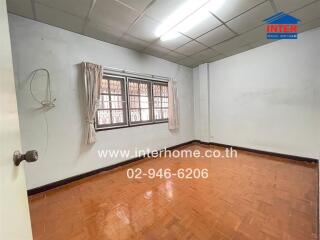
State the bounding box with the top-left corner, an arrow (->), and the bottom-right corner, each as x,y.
193,64 -> 211,142
9,14 -> 194,189
193,67 -> 200,140
195,28 -> 320,159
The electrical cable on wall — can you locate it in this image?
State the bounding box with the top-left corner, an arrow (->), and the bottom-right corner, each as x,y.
29,68 -> 56,110
29,68 -> 56,157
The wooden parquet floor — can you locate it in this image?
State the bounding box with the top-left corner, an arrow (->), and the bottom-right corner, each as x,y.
29,144 -> 319,240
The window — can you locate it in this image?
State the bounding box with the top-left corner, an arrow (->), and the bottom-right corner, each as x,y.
96,74 -> 168,130
153,83 -> 168,121
128,78 -> 152,124
96,75 -> 128,129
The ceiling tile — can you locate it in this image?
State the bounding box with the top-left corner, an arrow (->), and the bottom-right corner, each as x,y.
84,20 -> 124,44
189,58 -> 207,65
222,44 -> 252,57
127,15 -> 159,42
250,38 -> 277,49
143,44 -> 171,58
213,37 -> 252,56
291,1 -> 320,26
178,57 -> 199,67
162,51 -> 186,63
167,50 -> 186,59
117,0 -> 153,13
238,25 -> 266,44
191,48 -> 220,62
212,35 -> 248,53
196,25 -> 235,47
156,33 -> 191,50
35,0 -> 92,18
226,1 -> 274,34
144,0 -> 187,21
211,0 -> 265,22
206,54 -> 226,63
180,11 -> 221,39
213,26 -> 274,56
35,3 -> 84,33
118,34 -> 150,51
273,0 -> 316,13
175,40 -> 207,56
90,0 -> 139,32
299,17 -> 320,33
7,0 -> 34,18
162,55 -> 180,63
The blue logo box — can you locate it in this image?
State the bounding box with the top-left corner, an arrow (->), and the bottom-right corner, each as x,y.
267,33 -> 298,39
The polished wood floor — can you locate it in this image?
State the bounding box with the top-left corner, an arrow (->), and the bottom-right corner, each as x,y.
29,144 -> 318,240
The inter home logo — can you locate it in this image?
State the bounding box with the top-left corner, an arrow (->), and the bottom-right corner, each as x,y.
264,12 -> 300,39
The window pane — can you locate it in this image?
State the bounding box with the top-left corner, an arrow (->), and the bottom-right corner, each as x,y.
130,109 -> 140,122
162,97 -> 168,108
130,96 -> 139,108
152,83 -> 168,121
154,108 -> 162,120
111,110 -> 124,124
141,109 -> 150,121
97,75 -> 128,129
161,85 -> 168,96
101,79 -> 109,93
109,80 -> 121,94
140,96 -> 149,108
97,110 -> 111,125
139,83 -> 148,96
154,97 -> 161,108
162,108 -> 168,119
129,82 -> 139,95
99,95 -> 110,109
153,84 -> 161,96
128,79 -> 151,124
111,95 -> 122,109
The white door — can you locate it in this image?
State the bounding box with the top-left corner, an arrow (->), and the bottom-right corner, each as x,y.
0,0 -> 33,239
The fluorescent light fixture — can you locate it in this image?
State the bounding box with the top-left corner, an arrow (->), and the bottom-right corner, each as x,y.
161,30 -> 181,41
157,0 -> 225,41
175,8 -> 211,34
160,9 -> 210,41
155,0 -> 208,37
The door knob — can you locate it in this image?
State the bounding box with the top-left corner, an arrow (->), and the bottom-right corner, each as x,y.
13,150 -> 38,166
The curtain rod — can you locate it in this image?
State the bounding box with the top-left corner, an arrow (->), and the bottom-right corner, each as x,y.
103,66 -> 170,82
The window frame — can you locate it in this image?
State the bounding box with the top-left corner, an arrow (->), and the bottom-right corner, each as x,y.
127,77 -> 154,125
95,74 -> 168,131
152,81 -> 169,123
95,75 -> 129,130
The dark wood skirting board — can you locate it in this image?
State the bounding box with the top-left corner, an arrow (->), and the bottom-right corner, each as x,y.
27,140 -> 194,196
194,140 -> 319,163
27,140 -> 318,196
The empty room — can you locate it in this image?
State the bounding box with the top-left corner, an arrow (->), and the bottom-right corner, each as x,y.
1,0 -> 319,239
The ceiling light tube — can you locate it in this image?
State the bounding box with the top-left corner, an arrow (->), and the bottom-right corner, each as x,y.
157,0 -> 226,41
155,0 -> 209,37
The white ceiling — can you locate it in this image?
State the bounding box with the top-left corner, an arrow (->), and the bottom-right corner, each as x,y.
6,0 -> 320,67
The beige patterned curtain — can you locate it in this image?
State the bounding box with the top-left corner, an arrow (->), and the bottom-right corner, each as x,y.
168,79 -> 179,130
83,62 -> 102,144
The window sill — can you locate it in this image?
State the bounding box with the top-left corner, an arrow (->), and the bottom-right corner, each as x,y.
95,120 -> 168,132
